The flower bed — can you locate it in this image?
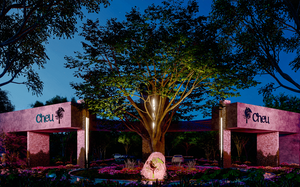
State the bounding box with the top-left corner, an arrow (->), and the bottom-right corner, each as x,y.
71,164 -> 220,181
1,165 -> 300,186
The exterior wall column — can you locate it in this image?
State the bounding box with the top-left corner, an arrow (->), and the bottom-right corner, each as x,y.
219,100 -> 231,168
77,108 -> 90,168
257,132 -> 279,166
27,131 -> 50,167
279,133 -> 300,165
222,130 -> 231,168
77,129 -> 86,168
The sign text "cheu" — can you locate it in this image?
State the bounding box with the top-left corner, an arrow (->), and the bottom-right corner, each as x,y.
36,114 -> 54,123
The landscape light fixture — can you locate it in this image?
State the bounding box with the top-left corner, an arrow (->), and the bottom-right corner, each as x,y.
152,97 -> 156,129
220,117 -> 223,161
86,117 -> 89,168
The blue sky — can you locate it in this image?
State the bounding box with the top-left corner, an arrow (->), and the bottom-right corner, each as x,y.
2,0 -> 299,120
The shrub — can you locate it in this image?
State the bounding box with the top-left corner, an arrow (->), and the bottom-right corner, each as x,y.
124,159 -> 136,169
187,160 -> 196,170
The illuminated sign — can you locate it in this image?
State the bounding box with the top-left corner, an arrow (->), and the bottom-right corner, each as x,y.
35,107 -> 65,124
243,107 -> 270,124
36,114 -> 54,123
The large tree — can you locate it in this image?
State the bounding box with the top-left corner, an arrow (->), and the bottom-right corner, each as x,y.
211,0 -> 300,95
65,0 -> 258,155
0,0 -> 110,95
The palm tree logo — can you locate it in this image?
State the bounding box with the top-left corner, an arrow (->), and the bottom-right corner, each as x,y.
243,107 -> 252,123
55,107 -> 65,124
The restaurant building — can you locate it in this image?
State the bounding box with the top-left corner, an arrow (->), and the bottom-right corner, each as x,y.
0,100 -> 299,168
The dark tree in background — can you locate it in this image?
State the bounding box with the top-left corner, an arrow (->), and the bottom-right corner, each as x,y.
211,0 -> 300,95
263,93 -> 300,113
65,0 -> 258,155
176,132 -> 198,156
90,131 -> 119,160
50,131 -> 77,164
196,131 -> 219,161
0,0 -> 111,95
118,132 -> 141,155
0,89 -> 15,113
30,95 -> 75,107
30,100 -> 44,108
46,95 -> 68,105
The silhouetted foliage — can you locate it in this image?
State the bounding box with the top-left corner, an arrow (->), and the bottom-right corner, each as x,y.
263,93 -> 300,113
118,132 -> 141,155
211,0 -> 300,94
196,131 -> 219,161
90,131 -> 119,160
45,95 -> 68,106
0,0 -> 111,95
31,95 -> 75,108
0,89 -> 14,113
30,100 -> 44,108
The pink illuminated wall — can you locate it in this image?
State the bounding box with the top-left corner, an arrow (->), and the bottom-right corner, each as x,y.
213,101 -> 300,166
0,102 -> 84,132
27,132 -> 50,167
257,132 -> 279,166
0,102 -> 91,168
1,100 -> 300,167
227,102 -> 300,133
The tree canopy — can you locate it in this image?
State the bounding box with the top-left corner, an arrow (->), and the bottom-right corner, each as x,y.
30,95 -> 75,107
0,0 -> 110,95
211,0 -> 300,95
0,89 -> 15,113
263,93 -> 300,113
65,0 -> 258,154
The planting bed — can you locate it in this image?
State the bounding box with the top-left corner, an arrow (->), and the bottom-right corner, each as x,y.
69,162 -> 300,186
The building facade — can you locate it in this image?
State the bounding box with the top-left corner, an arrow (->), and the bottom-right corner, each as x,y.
212,100 -> 300,167
0,100 -> 299,168
0,101 -> 94,168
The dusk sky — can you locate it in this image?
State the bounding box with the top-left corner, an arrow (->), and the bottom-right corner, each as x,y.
2,0 -> 299,120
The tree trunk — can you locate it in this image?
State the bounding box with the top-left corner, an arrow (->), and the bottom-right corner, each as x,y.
205,152 -> 211,161
125,144 -> 129,155
69,150 -> 73,163
212,148 -> 216,161
142,135 -> 165,161
151,135 -> 165,154
138,95 -> 169,161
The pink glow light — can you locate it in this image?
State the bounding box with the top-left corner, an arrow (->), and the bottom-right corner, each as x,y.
141,152 -> 166,183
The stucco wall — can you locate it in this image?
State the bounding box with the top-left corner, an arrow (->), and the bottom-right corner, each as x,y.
236,103 -> 300,133
220,102 -> 300,133
257,132 -> 279,166
77,129 -> 86,168
279,133 -> 300,164
0,102 -> 84,132
223,130 -> 231,168
27,132 -> 50,167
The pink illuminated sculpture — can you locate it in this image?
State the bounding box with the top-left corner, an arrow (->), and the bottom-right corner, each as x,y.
141,152 -> 166,184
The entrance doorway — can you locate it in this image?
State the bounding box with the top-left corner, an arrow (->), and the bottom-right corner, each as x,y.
50,131 -> 77,166
231,132 -> 257,166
